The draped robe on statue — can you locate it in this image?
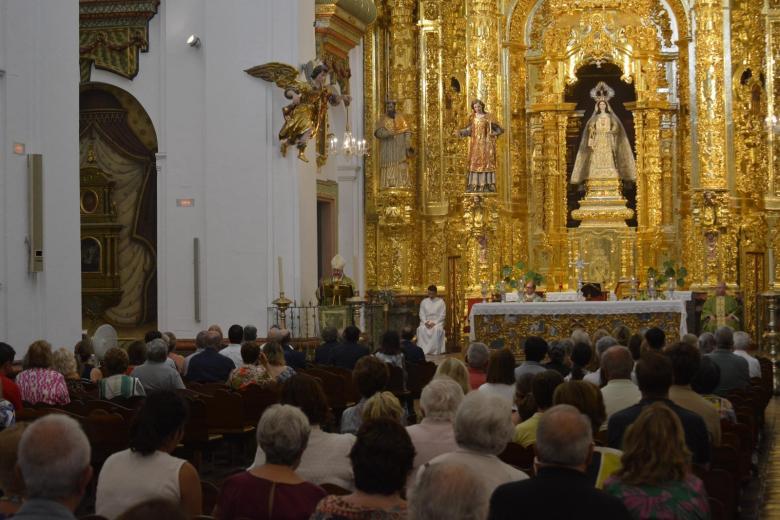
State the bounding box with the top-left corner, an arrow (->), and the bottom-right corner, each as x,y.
702,295 -> 742,332
417,297 -> 446,355
570,107 -> 636,184
459,112 -> 503,191
375,114 -> 411,188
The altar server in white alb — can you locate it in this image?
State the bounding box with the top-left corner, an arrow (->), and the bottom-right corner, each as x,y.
417,285 -> 446,355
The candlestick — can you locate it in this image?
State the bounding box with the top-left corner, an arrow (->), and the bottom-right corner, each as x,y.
277,256 -> 284,293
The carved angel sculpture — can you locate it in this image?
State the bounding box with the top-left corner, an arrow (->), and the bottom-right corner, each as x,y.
245,61 -> 350,163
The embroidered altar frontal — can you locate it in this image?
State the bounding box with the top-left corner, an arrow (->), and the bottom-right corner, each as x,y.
469,301 -> 687,353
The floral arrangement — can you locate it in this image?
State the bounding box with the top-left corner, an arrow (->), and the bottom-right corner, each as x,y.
647,260 -> 688,289
497,261 -> 543,291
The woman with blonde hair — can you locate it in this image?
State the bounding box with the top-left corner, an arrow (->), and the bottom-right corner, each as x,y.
553,381 -> 619,489
362,391 -> 404,424
603,402 -> 709,519
434,358 -> 470,395
262,341 -> 296,383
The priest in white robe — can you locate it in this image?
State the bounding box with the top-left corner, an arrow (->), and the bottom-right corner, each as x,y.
417,285 -> 446,355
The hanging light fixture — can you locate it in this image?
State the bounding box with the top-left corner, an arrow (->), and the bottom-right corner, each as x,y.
328,106 -> 369,157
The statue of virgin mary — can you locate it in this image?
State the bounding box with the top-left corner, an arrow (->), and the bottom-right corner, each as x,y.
570,83 -> 636,185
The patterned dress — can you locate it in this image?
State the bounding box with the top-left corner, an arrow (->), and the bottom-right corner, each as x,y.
0,399 -> 15,430
227,364 -> 272,391
16,368 -> 70,405
310,495 -> 407,520
603,473 -> 710,520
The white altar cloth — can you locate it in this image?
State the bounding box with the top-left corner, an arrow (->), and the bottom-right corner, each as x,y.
469,300 -> 687,341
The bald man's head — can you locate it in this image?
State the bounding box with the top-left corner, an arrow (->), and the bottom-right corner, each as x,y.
205,331 -> 222,350
601,346 -> 634,381
536,404 -> 593,469
18,415 -> 92,505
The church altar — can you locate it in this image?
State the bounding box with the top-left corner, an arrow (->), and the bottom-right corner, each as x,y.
469,300 -> 687,348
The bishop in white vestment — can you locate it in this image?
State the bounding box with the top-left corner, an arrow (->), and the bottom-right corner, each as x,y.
417,285 -> 446,355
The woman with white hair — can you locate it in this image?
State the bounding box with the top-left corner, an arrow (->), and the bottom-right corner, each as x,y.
409,462 -> 488,520
130,339 -> 185,394
406,379 -> 463,477
419,391 -> 528,496
51,347 -> 85,397
216,404 -> 326,519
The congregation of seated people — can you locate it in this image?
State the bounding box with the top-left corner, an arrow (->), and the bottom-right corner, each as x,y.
0,320 -> 770,519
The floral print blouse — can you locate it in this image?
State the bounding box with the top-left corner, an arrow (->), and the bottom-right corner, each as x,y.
227,364 -> 272,391
16,368 -> 70,406
603,473 -> 710,520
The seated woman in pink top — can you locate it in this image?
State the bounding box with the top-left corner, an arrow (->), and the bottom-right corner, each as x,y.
16,340 -> 70,406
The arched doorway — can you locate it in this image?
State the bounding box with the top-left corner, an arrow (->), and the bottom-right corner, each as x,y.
79,83 -> 158,335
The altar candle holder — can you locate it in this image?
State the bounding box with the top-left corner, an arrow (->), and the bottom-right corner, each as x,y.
272,292 -> 293,330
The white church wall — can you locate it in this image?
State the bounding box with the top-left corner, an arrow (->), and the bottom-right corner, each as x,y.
0,0 -> 81,356
317,44 -> 366,295
90,0 -> 332,338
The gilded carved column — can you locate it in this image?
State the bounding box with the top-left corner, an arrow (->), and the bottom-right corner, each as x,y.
731,0 -> 768,337
373,0 -> 420,291
764,1 -> 780,288
678,40 -> 697,278
466,0 -> 500,115
528,105 -> 574,287
419,1 -> 446,288
691,0 -> 734,287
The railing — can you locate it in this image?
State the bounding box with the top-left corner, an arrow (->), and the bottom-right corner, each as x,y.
267,302 -> 320,339
267,301 -> 387,349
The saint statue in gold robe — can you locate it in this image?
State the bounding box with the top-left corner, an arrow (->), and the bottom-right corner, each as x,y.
374,100 -> 413,188
457,99 -> 504,192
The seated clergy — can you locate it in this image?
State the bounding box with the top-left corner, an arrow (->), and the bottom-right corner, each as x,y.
417,285 -> 446,355
701,281 -> 742,332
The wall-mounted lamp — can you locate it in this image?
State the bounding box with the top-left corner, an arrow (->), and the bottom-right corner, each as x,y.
186,34 -> 201,48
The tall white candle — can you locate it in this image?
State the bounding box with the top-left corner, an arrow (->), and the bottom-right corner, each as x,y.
278,256 -> 284,293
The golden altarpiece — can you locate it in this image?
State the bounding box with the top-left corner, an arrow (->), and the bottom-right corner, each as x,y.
359,0 -> 780,344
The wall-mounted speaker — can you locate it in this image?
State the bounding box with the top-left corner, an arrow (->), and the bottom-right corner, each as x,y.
28,154 -> 43,272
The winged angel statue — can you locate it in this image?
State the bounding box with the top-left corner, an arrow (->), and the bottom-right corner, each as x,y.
245,61 -> 350,163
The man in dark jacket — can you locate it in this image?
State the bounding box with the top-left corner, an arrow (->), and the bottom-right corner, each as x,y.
280,329 -> 307,370
185,331 -> 235,383
400,326 -> 425,363
314,327 -> 340,365
331,325 -> 369,370
489,405 -> 631,519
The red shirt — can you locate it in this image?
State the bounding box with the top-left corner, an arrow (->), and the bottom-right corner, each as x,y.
468,367 -> 487,390
216,471 -> 326,520
1,375 -> 23,411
